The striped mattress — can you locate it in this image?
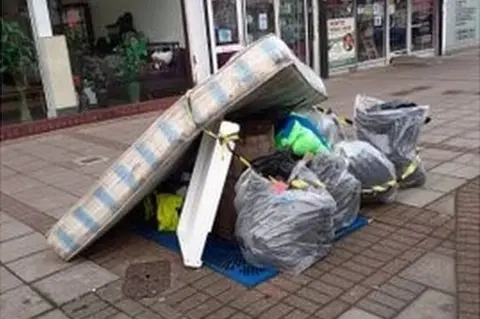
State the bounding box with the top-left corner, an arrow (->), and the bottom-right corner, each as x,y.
46,34 -> 328,261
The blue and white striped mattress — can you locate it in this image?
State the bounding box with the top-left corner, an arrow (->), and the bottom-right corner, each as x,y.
46,35 -> 328,261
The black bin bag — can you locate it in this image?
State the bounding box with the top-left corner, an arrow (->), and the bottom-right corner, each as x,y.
234,162 -> 336,275
354,95 -> 429,188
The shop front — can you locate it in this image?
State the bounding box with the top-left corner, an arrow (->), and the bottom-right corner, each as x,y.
326,0 -> 438,74
205,0 -> 320,74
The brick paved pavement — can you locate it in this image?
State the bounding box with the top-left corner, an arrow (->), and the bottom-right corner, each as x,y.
0,48 -> 479,319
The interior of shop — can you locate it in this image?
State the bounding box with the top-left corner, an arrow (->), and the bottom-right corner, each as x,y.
1,0 -> 47,125
47,0 -> 192,109
326,0 -> 435,70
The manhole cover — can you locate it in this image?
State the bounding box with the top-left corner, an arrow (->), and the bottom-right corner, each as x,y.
73,156 -> 108,166
122,261 -> 171,300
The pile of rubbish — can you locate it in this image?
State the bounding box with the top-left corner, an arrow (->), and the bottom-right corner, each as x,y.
45,36 -> 430,276
142,95 -> 430,275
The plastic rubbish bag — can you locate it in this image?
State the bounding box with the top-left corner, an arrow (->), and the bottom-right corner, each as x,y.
295,106 -> 346,147
306,152 -> 361,230
275,114 -> 331,156
234,168 -> 336,274
354,95 -> 429,188
250,151 -> 297,181
336,140 -> 398,204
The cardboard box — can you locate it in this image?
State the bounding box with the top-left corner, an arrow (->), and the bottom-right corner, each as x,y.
213,119 -> 276,240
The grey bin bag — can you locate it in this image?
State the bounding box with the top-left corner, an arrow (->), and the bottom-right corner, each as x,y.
234,168 -> 337,275
306,152 -> 361,231
336,140 -> 398,204
354,95 -> 429,188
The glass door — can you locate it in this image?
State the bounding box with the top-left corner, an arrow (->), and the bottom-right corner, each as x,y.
388,0 -> 408,54
207,0 -> 314,71
277,0 -> 309,63
207,0 -> 245,70
245,0 -> 276,43
356,0 -> 386,63
411,0 -> 434,51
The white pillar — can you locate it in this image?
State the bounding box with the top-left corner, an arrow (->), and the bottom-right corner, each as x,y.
26,0 -> 57,118
182,0 -> 213,83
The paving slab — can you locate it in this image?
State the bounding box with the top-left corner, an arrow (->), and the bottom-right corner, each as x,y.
395,289 -> 455,319
431,162 -> 480,179
0,232 -> 49,263
10,185 -> 78,213
396,188 -> 445,207
0,219 -> 34,242
422,173 -> 466,193
35,309 -> 70,319
338,308 -> 382,319
400,252 -> 456,293
421,148 -> 463,162
0,285 -> 53,319
0,174 -> 45,195
0,211 -> 14,224
6,250 -> 79,283
453,153 -> 480,167
0,266 -> 23,293
426,194 -> 456,216
33,261 -> 119,305
443,137 -> 480,149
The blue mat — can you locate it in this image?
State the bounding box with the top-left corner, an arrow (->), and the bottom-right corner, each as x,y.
133,215 -> 369,287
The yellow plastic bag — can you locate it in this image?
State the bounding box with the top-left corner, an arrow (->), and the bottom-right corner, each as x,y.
156,193 -> 183,231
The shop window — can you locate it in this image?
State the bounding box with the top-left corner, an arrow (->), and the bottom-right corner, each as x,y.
246,0 -> 275,43
411,0 -> 434,51
279,0 -> 309,63
356,0 -> 386,62
47,0 -> 192,111
389,0 -> 408,52
212,0 -> 240,45
1,0 -> 47,125
326,0 -> 357,69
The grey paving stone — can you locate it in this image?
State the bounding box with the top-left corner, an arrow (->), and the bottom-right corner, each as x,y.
395,289 -> 455,319
431,162 -> 480,179
422,173 -> 466,193
11,185 -> 78,213
0,212 -> 14,224
0,219 -> 34,242
338,308 -> 382,319
43,205 -> 71,219
36,309 -> 70,319
0,285 -> 53,319
33,261 -> 119,305
0,266 -> 22,293
453,153 -> 480,167
443,137 -> 480,149
396,188 -> 445,207
0,232 -> 49,263
0,174 -> 44,195
424,159 -> 441,171
426,194 -> 456,216
6,250 -> 79,282
400,253 -> 455,293
421,148 -> 462,161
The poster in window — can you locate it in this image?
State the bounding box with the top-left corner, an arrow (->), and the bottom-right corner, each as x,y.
327,17 -> 357,69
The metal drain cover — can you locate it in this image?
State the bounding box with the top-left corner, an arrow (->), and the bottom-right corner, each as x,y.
122,261 -> 171,300
73,156 -> 108,166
